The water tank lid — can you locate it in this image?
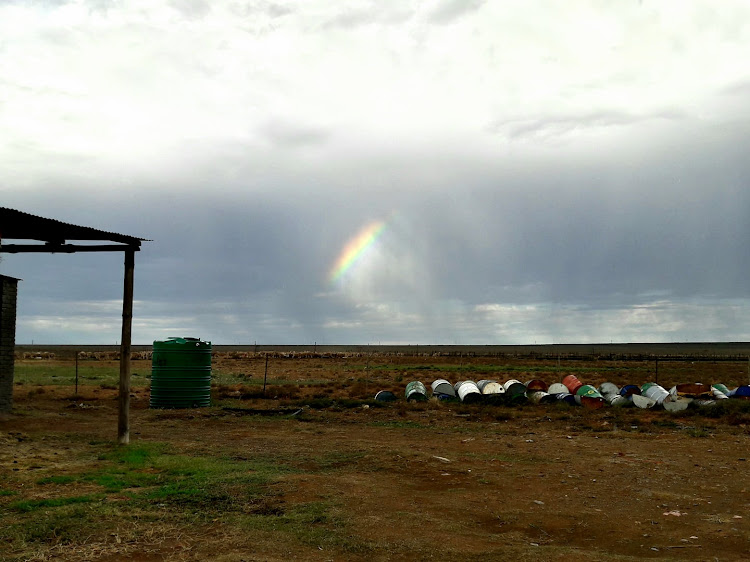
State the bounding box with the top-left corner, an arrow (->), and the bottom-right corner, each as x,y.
153,337 -> 212,347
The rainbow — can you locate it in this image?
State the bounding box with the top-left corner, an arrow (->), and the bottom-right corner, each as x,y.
329,219 -> 387,282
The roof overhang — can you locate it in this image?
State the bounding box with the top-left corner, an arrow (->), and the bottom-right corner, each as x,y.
0,207 -> 148,253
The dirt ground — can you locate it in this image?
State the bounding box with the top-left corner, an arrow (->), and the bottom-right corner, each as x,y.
1,353 -> 749,561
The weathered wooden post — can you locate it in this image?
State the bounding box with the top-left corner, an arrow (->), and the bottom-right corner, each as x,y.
263,353 -> 269,395
118,248 -> 135,445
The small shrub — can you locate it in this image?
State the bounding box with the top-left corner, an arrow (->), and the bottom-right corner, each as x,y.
275,385 -> 301,400
685,427 -> 711,438
302,398 -> 335,409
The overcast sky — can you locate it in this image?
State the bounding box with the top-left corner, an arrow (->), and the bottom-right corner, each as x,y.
2,0 -> 750,345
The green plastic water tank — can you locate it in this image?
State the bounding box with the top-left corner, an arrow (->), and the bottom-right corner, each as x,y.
150,337 -> 212,408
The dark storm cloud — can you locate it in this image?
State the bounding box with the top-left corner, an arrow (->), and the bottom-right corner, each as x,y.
412,126 -> 750,308
4,121 -> 750,345
8,107 -> 749,321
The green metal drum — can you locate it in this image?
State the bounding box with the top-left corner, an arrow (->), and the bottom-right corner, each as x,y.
405,380 -> 428,402
150,337 -> 212,408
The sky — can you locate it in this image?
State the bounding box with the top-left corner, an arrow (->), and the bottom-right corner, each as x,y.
1,0 -> 750,345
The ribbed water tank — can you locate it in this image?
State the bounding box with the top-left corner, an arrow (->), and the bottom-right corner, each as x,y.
150,337 -> 212,408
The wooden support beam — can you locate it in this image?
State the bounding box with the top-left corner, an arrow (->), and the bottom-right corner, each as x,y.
118,249 -> 135,445
0,244 -> 139,253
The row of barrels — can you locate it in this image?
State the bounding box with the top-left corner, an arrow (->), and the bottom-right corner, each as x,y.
375,375 -> 750,411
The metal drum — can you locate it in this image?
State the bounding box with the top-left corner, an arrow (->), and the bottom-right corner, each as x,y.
547,382 -> 569,395
477,380 -> 505,395
477,380 -> 504,404
525,379 -> 548,392
562,375 -> 583,395
375,390 -> 397,402
527,391 -> 555,404
672,383 -> 710,398
455,380 -> 482,404
643,382 -> 689,411
431,379 -> 456,398
575,385 -> 605,409
547,383 -> 576,405
405,381 -> 428,402
598,382 -> 629,407
711,383 -> 730,400
631,394 -> 656,409
502,379 -> 527,404
641,382 -> 670,405
619,384 -> 641,397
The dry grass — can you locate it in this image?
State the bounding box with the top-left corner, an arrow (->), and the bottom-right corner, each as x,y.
2,353 -> 750,561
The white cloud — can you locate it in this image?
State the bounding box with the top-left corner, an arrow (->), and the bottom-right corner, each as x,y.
3,0 -> 748,178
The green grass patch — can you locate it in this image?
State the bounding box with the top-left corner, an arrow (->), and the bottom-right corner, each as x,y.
36,475 -> 77,486
1,441 -> 306,558
14,362 -> 147,387
11,494 -> 101,512
5,504 -> 101,546
98,441 -> 168,467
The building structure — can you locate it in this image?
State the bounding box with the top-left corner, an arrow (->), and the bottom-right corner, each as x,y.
0,207 -> 148,443
0,274 -> 19,413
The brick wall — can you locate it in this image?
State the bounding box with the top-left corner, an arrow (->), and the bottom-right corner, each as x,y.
0,275 -> 19,413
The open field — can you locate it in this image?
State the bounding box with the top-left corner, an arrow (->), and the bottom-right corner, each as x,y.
15,341 -> 750,360
2,351 -> 749,561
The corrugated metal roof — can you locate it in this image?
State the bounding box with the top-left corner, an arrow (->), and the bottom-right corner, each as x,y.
0,207 -> 147,246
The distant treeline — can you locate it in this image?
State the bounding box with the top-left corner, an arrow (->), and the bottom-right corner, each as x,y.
15,342 -> 750,361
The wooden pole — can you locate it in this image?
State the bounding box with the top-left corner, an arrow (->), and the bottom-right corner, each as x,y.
263,354 -> 269,395
75,351 -> 79,396
118,249 -> 135,445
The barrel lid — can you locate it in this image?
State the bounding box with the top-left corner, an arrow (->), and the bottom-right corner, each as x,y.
576,385 -> 602,398
632,394 -> 656,409
525,379 -> 548,392
548,382 -> 569,395
663,395 -> 691,412
480,382 -> 505,395
598,382 -> 619,395
619,384 -> 641,397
